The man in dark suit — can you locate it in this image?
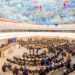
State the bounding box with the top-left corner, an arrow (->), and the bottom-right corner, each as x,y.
23,68 -> 28,75
39,69 -> 46,75
2,63 -> 7,72
19,66 -> 23,71
7,63 -> 11,70
13,66 -> 19,75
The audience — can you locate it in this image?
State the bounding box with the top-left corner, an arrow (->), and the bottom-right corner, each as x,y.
1,37 -> 75,75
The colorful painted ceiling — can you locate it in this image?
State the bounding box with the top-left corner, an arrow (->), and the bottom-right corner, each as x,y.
0,0 -> 75,25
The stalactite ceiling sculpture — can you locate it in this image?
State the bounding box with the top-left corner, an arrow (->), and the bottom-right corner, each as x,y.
0,0 -> 75,25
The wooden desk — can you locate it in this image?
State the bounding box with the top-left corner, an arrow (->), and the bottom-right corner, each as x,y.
1,43 -> 16,51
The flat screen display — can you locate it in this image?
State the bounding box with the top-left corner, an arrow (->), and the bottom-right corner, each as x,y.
8,38 -> 16,44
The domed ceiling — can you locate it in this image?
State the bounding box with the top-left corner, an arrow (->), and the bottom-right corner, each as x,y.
0,0 -> 75,25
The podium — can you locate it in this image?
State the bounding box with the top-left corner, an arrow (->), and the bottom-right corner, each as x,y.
1,51 -> 5,58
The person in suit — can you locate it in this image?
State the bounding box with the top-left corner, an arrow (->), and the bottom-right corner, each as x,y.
41,59 -> 45,66
13,66 -> 19,75
19,66 -> 23,71
7,63 -> 11,70
63,69 -> 67,75
73,64 -> 75,69
34,59 -> 36,66
23,68 -> 28,75
39,68 -> 46,75
45,67 -> 49,73
66,62 -> 71,69
2,63 -> 7,72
